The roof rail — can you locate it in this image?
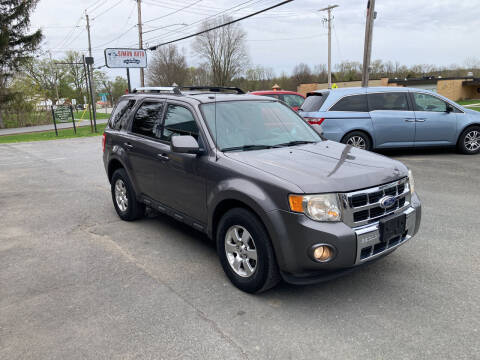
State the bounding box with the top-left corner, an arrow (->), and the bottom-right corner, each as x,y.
132,86 -> 182,95
180,86 -> 245,94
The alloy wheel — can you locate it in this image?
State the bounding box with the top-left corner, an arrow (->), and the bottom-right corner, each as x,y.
464,130 -> 480,152
224,225 -> 258,278
346,135 -> 366,149
114,179 -> 128,212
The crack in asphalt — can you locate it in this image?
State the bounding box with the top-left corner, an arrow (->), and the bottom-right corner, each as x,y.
81,225 -> 250,360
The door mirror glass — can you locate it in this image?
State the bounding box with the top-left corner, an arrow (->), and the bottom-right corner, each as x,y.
171,135 -> 200,154
446,104 -> 454,113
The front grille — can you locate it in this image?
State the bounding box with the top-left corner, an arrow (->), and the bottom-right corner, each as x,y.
341,178 -> 410,227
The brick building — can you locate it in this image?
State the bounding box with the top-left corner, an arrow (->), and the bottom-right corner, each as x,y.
298,76 -> 480,101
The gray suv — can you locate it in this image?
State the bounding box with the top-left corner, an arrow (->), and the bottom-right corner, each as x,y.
103,86 -> 422,293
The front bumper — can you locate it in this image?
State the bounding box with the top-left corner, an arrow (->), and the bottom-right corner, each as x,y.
266,192 -> 421,285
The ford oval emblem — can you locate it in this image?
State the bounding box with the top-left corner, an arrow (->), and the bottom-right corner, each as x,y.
379,195 -> 396,209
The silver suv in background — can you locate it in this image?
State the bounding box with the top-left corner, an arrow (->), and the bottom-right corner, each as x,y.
299,87 -> 480,154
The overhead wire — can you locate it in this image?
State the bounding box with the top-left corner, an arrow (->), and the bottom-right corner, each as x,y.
147,0 -> 294,50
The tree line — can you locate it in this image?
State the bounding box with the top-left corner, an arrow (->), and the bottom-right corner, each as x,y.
1,6 -> 480,129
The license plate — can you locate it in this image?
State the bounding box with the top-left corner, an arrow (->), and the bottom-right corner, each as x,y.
380,214 -> 406,242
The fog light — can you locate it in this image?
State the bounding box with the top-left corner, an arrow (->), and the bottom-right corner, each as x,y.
312,245 -> 334,262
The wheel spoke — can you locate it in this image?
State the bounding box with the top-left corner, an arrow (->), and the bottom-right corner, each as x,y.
245,248 -> 257,261
242,259 -> 254,276
225,241 -> 237,254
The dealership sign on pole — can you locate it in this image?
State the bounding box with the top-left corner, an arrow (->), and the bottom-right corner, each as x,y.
104,48 -> 147,68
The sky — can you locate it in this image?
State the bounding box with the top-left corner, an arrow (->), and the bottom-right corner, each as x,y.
30,0 -> 480,88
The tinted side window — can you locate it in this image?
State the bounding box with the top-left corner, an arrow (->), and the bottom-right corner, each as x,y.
263,94 -> 279,99
109,99 -> 135,130
281,94 -> 304,108
330,94 -> 368,112
368,93 -> 409,111
413,93 -> 447,112
301,92 -> 329,112
162,104 -> 199,142
131,101 -> 164,138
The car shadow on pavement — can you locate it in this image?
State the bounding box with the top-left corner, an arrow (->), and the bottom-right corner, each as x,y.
375,146 -> 458,158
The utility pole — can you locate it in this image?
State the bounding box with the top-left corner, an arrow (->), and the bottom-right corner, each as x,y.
361,0 -> 376,87
137,0 -> 145,87
319,4 -> 338,89
85,11 -> 97,131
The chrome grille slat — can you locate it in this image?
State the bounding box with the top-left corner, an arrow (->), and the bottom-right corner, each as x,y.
340,178 -> 411,228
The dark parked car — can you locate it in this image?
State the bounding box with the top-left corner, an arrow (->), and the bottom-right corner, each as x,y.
299,87 -> 480,154
103,86 -> 421,293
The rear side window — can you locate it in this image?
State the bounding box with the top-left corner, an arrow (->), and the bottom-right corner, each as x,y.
109,99 -> 135,130
131,101 -> 164,138
330,94 -> 368,112
281,94 -> 304,108
301,92 -> 329,112
161,104 -> 199,142
368,93 -> 409,111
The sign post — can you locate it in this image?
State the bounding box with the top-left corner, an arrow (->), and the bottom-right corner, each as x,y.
51,105 -> 77,136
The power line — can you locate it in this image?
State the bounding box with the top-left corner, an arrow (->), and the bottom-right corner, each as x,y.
142,0 -> 262,45
148,0 -> 294,50
92,0 -> 125,20
143,0 -> 203,25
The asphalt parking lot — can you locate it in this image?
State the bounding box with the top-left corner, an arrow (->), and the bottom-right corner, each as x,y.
1,137 -> 479,360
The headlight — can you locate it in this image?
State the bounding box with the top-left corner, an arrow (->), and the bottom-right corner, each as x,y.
408,169 -> 415,194
289,193 -> 341,222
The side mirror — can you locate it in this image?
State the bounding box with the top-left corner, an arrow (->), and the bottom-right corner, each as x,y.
311,124 -> 324,137
171,135 -> 200,154
446,104 -> 454,113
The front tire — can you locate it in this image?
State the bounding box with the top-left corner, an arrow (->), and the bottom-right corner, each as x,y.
341,131 -> 372,151
216,208 -> 280,293
111,168 -> 145,221
458,126 -> 480,154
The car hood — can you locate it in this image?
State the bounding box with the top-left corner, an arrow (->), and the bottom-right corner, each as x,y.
463,107 -> 480,116
224,140 -> 407,193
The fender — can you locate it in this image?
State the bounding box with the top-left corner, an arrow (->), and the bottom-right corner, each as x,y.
207,178 -> 300,270
106,148 -> 141,199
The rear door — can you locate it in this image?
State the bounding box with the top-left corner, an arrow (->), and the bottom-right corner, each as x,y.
125,99 -> 168,202
410,92 -> 458,145
368,91 -> 415,148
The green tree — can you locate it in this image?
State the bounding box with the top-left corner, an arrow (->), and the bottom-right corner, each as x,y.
111,76 -> 128,103
0,0 -> 42,127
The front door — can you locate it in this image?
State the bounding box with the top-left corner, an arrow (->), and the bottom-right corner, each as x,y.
157,101 -> 207,223
411,92 -> 458,145
368,92 -> 415,148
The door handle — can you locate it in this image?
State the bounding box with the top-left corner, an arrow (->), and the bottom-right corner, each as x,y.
415,118 -> 426,122
157,153 -> 170,161
404,118 -> 416,122
124,142 -> 133,150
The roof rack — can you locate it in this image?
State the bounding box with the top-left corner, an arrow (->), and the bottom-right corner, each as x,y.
180,86 -> 245,94
132,86 -> 182,95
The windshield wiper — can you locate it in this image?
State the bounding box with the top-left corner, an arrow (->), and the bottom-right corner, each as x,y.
221,144 -> 276,152
274,140 -> 318,147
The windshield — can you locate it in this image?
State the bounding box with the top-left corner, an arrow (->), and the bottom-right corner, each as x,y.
201,100 -> 321,151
